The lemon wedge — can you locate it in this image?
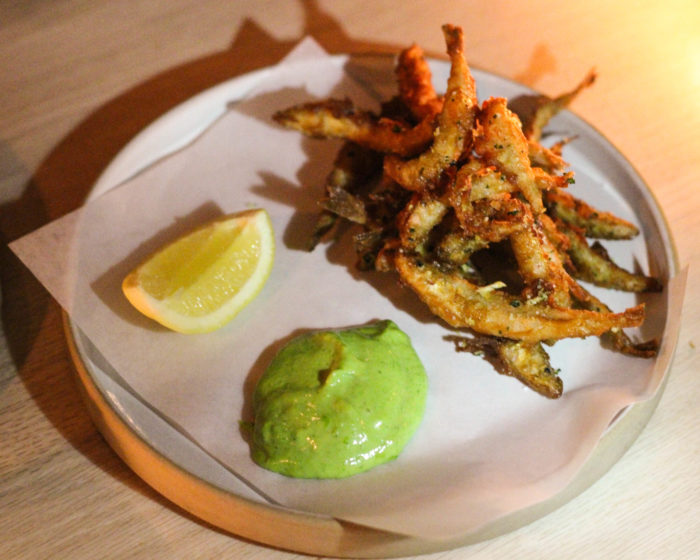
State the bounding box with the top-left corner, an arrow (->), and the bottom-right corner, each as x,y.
122,209 -> 274,333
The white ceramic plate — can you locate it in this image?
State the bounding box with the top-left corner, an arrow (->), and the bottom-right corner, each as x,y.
65,54 -> 678,557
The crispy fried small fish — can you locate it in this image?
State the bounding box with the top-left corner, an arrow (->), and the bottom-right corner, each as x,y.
509,215 -> 575,307
395,253 -> 645,343
524,69 -> 597,142
475,97 -> 544,213
449,161 -> 572,206
447,335 -> 563,398
559,221 -> 662,292
307,142 -> 381,250
449,165 -> 531,243
273,98 -> 436,157
397,190 -> 450,253
396,43 -> 444,120
384,24 -> 477,191
544,187 -> 639,239
436,231 -> 490,266
274,24 -> 661,398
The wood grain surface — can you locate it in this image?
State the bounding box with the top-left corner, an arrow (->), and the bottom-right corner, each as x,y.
1,1 -> 698,559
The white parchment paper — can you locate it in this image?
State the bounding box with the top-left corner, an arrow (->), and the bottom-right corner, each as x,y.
10,39 -> 684,540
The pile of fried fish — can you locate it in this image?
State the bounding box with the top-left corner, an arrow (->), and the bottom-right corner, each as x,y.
273,24 -> 661,398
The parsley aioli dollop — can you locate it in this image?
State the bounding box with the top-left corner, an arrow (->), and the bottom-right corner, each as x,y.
250,320 -> 427,478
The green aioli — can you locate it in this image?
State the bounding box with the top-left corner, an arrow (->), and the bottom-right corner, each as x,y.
250,320 -> 427,478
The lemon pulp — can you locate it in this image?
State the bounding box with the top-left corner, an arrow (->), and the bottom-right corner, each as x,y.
122,208 -> 274,333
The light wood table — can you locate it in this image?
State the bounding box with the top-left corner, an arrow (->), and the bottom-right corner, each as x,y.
1,1 -> 698,558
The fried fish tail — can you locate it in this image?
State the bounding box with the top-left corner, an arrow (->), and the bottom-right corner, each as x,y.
574,286 -> 660,357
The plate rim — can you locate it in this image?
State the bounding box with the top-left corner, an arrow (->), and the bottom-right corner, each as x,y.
65,52 -> 680,557
65,313 -> 672,557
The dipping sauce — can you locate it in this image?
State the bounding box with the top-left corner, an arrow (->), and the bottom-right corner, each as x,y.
250,320 -> 427,478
